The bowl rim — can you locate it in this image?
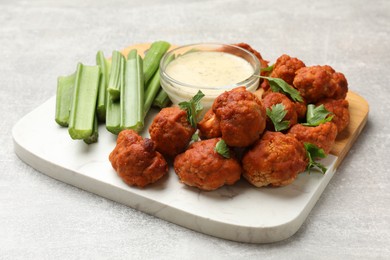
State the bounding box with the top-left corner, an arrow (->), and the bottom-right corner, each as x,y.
159,42 -> 261,90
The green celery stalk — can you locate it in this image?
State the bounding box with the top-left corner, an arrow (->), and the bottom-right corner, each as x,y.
144,53 -> 175,115
107,51 -> 124,101
55,73 -> 76,127
96,50 -> 110,122
120,49 -> 144,132
68,63 -> 100,140
144,69 -> 161,115
105,59 -> 123,135
153,89 -> 171,109
143,41 -> 170,83
105,91 -> 121,135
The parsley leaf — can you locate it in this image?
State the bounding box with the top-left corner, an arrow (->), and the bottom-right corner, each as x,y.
260,64 -> 274,73
258,76 -> 303,102
179,90 -> 205,128
191,132 -> 199,142
302,104 -> 333,127
215,139 -> 230,158
266,103 -> 290,132
304,142 -> 327,174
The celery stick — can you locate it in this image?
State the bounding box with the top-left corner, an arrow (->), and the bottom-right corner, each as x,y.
107,51 -> 124,101
83,114 -> 99,144
55,73 -> 76,127
144,69 -> 161,115
143,41 -> 170,83
68,63 -> 100,140
96,50 -> 110,122
120,49 -> 144,132
144,53 -> 175,114
153,89 -> 171,109
106,55 -> 125,135
106,92 -> 121,135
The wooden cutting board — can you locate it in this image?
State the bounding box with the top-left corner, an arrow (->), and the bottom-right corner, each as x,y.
329,91 -> 368,168
123,43 -> 369,169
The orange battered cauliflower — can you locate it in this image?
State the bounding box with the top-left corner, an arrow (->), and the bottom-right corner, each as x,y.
109,130 -> 168,188
242,131 -> 308,187
198,87 -> 266,147
261,54 -> 306,91
293,65 -> 348,103
316,98 -> 350,134
288,122 -> 338,154
149,106 -> 196,159
262,92 -> 299,130
174,138 -> 241,191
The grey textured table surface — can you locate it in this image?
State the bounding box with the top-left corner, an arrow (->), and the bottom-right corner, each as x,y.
1,0 -> 389,259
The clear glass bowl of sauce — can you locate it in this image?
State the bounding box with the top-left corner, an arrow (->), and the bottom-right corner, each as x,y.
160,43 -> 260,110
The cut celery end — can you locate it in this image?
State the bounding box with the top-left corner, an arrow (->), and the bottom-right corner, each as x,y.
153,88 -> 171,109
69,128 -> 93,140
84,114 -> 99,144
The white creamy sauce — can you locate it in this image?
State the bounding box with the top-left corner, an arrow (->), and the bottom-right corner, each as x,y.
165,51 -> 254,87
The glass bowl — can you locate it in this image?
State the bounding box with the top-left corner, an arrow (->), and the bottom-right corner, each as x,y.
159,43 -> 260,110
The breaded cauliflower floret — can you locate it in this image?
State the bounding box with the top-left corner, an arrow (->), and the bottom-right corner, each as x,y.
261,54 -> 306,91
316,98 -> 350,134
109,130 -> 168,188
149,106 -> 196,159
197,108 -> 221,140
271,54 -> 306,84
174,138 -> 241,191
242,131 -> 308,187
293,65 -> 348,103
198,87 -> 266,147
288,122 -> 338,154
262,92 -> 299,130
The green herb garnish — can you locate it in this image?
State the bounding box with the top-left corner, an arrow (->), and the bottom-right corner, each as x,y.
302,104 -> 333,127
215,139 -> 230,159
258,76 -> 303,102
179,90 -> 205,128
304,142 -> 327,174
191,132 -> 199,142
266,103 -> 290,132
260,64 -> 274,73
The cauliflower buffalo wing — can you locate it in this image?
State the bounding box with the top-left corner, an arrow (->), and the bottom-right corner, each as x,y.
261,54 -> 306,91
316,98 -> 350,134
293,65 -> 348,103
109,130 -> 168,188
271,54 -> 306,85
149,106 -> 196,159
242,131 -> 308,187
288,122 -> 338,154
198,87 -> 266,147
174,138 -> 241,191
197,108 -> 221,140
262,92 -> 299,130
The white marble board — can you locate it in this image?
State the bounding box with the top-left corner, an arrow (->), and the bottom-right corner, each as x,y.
12,96 -> 339,243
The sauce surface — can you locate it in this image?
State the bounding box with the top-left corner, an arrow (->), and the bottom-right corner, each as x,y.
165,51 -> 254,87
